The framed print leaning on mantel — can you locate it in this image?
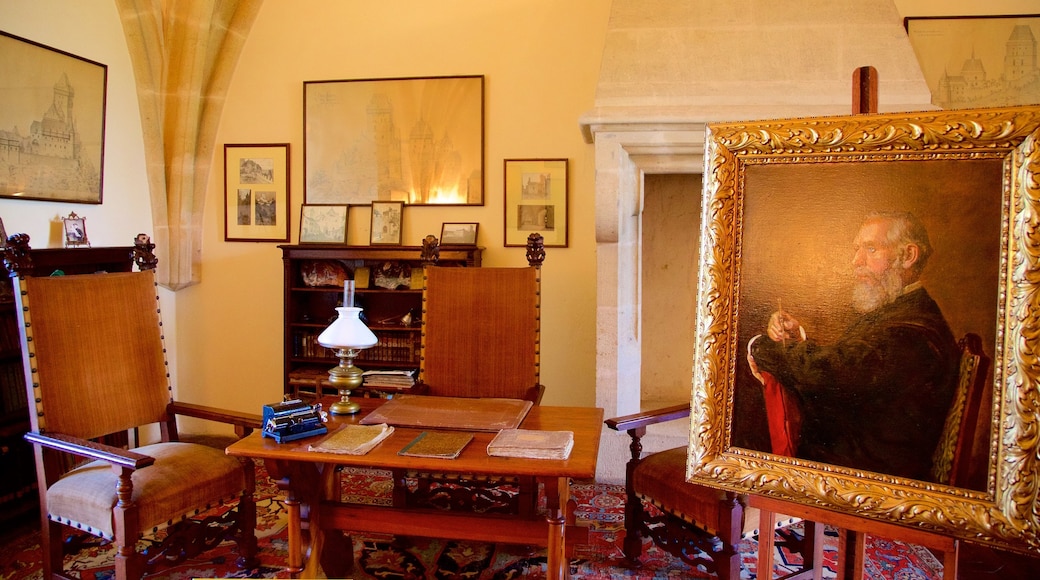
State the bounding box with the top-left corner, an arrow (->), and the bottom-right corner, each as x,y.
0,31 -> 107,203
504,158 -> 568,247
299,204 -> 348,244
370,201 -> 403,246
224,143 -> 290,242
688,105 -> 1040,557
304,75 -> 484,206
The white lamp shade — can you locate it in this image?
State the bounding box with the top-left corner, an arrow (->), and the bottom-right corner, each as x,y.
317,306 -> 378,349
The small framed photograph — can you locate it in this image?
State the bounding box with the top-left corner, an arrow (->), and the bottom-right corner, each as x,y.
440,222 -> 479,245
62,212 -> 89,247
370,201 -> 404,245
224,143 -> 291,242
504,158 -> 568,247
299,204 -> 348,243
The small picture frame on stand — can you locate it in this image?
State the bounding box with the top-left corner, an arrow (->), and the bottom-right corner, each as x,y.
62,212 -> 89,247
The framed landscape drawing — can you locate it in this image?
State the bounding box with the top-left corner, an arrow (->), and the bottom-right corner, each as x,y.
503,158 -> 568,247
304,75 -> 484,206
0,31 -> 107,203
689,105 -> 1040,556
224,143 -> 290,242
905,15 -> 1040,108
299,204 -> 348,243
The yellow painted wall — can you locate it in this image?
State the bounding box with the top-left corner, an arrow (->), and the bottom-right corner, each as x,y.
1,0 -> 1036,429
180,0 -> 611,416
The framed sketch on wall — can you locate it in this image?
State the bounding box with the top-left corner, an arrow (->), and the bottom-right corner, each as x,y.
224,143 -> 291,242
503,158 -> 568,247
304,75 -> 485,206
689,105 -> 1040,557
905,15 -> 1040,108
0,31 -> 107,203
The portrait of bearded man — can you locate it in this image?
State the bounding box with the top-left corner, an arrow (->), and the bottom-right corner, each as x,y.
747,211 -> 960,481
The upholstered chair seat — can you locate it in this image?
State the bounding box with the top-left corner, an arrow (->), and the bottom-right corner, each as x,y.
47,442 -> 247,539
630,446 -> 742,539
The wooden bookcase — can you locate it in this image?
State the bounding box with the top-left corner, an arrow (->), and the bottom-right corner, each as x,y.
279,244 -> 482,399
0,245 -> 137,523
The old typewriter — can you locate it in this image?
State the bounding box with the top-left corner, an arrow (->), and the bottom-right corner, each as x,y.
262,399 -> 328,443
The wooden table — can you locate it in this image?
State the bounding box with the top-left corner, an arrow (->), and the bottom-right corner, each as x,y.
226,397 -> 603,579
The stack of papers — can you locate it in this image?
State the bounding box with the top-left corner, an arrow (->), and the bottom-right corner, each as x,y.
308,423 -> 394,455
362,369 -> 416,389
487,428 -> 574,460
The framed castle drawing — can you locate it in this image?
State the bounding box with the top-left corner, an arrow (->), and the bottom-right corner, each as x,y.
304,75 -> 484,206
905,15 -> 1040,108
689,106 -> 1040,556
0,31 -> 107,203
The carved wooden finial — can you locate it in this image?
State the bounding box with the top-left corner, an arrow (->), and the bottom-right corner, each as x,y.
525,233 -> 545,267
420,234 -> 440,265
3,233 -> 32,278
133,234 -> 158,271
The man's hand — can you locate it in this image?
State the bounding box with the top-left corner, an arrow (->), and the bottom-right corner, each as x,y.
767,310 -> 804,343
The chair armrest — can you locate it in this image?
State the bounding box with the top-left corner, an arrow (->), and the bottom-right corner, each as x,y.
24,431 -> 155,470
604,404 -> 690,433
168,401 -> 264,437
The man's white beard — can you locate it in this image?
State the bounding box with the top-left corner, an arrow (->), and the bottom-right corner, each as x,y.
852,263 -> 905,313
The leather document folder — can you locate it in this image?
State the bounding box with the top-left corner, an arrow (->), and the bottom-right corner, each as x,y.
360,394 -> 533,431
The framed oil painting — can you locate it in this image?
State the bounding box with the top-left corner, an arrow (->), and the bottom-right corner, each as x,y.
504,158 -> 568,247
689,105 -> 1040,556
304,75 -> 484,206
905,15 -> 1040,109
299,204 -> 348,244
0,31 -> 107,203
224,143 -> 290,242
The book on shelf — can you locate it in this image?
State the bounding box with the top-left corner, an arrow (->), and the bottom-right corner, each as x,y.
398,430 -> 473,459
487,428 -> 574,460
308,423 -> 394,455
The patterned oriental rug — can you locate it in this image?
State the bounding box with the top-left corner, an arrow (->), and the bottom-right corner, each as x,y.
0,462 -> 943,580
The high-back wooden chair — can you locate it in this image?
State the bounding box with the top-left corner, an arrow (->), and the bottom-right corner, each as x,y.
390,233 -> 545,515
417,233 -> 544,403
931,332 -> 991,489
8,235 -> 259,580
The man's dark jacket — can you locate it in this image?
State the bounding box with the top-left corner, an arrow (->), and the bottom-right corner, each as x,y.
750,287 -> 959,481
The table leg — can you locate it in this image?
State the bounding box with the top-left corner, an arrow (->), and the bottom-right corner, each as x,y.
265,459 -> 334,579
543,476 -> 570,580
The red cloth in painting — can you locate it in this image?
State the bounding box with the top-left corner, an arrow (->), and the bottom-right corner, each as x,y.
760,370 -> 801,457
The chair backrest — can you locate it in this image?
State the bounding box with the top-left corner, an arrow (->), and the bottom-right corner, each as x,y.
930,332 -> 990,488
417,234 -> 544,402
15,270 -> 172,440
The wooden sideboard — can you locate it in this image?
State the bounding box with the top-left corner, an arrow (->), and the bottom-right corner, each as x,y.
279,243 -> 482,399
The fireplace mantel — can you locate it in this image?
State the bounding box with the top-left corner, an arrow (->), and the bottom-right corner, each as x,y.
583,0 -> 935,483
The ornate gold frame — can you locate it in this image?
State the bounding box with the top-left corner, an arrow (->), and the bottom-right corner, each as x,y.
689,105 -> 1040,555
